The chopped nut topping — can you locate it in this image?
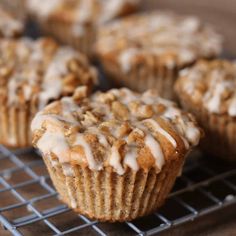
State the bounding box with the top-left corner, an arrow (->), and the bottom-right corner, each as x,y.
0,38 -> 97,107
32,88 -> 202,174
96,11 -> 222,71
0,8 -> 23,38
176,60 -> 236,117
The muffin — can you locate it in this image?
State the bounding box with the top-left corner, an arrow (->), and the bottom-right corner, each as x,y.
0,7 -> 24,38
175,60 -> 236,161
26,0 -> 141,56
0,37 -> 97,148
0,0 -> 26,20
31,87 -> 201,221
95,11 -> 223,99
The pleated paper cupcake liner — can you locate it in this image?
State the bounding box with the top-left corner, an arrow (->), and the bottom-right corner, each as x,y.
178,96 -> 236,161
100,59 -> 179,100
0,104 -> 34,148
43,153 -> 184,222
32,17 -> 96,57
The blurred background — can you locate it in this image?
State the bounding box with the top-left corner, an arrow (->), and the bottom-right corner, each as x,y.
145,0 -> 236,56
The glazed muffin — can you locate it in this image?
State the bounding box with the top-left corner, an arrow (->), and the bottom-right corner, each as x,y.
95,11 -> 222,99
26,0 -> 141,56
0,7 -> 24,38
175,60 -> 236,161
31,87 -> 201,221
0,0 -> 25,20
0,37 -> 97,148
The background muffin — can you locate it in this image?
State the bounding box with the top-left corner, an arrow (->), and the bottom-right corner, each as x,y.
31,87 -> 201,222
175,59 -> 236,161
0,37 -> 97,148
26,0 -> 141,56
95,11 -> 222,100
0,7 -> 24,38
0,0 -> 25,20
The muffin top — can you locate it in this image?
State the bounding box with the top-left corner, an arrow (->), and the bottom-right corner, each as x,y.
175,60 -> 236,117
95,11 -> 222,72
0,37 -> 97,108
31,87 -> 201,175
0,8 -> 24,38
27,0 -> 140,25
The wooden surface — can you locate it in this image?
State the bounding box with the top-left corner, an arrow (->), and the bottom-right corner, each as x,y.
145,0 -> 236,56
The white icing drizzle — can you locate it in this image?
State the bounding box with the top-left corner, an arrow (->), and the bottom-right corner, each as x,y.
2,38 -> 95,108
32,88 -> 201,175
0,8 -> 23,37
37,131 -> 70,162
144,134 -> 165,171
204,83 -> 226,113
74,135 -> 103,171
27,0 -> 61,18
76,0 -> 94,23
229,96 -> 236,117
119,48 -> 139,73
179,60 -> 236,117
144,119 -> 177,147
96,12 -> 222,72
27,0 -> 140,36
123,147 -> 138,171
39,47 -> 78,109
62,163 -> 75,177
48,155 -> 60,167
99,0 -> 139,23
184,124 -> 201,146
109,145 -> 125,175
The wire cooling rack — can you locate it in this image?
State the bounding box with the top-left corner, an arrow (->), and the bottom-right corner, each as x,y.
0,146 -> 236,236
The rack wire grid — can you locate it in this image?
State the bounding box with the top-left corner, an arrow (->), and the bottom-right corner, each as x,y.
0,145 -> 236,236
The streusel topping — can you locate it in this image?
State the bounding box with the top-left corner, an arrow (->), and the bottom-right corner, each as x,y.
176,60 -> 236,117
95,11 -> 222,72
31,87 -> 201,175
0,37 -> 97,108
27,0 -> 140,35
0,8 -> 23,38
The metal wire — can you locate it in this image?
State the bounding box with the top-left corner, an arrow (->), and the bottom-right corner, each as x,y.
0,146 -> 235,236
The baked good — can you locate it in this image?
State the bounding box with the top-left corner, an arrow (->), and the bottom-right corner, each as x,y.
31,87 -> 201,221
0,0 -> 26,20
175,59 -> 236,161
0,7 -> 24,38
26,0 -> 141,56
0,37 -> 97,147
95,11 -> 222,99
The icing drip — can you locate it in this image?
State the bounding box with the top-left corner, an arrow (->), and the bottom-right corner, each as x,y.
119,48 -> 138,73
62,163 -> 75,177
204,83 -> 226,113
39,47 -> 78,109
37,131 -> 70,162
32,88 -> 201,175
74,135 -> 103,171
27,0 -> 61,18
184,124 -> 201,146
229,96 -> 236,117
144,119 -> 177,147
109,145 -> 125,175
76,0 -> 94,23
124,147 -> 138,171
0,8 -> 23,37
100,0 -> 139,23
144,134 -> 165,171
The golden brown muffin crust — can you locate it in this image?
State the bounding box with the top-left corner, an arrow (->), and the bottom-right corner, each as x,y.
32,87 -> 202,174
